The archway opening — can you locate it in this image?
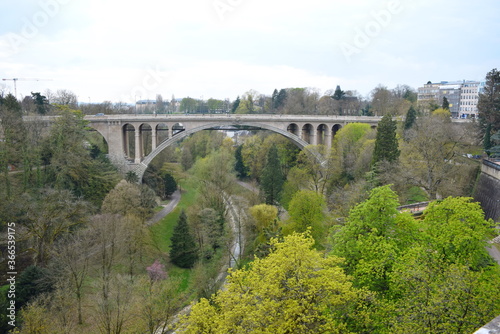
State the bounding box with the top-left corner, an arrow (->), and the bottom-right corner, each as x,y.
287,123 -> 299,136
122,123 -> 136,160
140,123 -> 153,157
317,124 -> 328,146
332,124 -> 342,138
156,123 -> 169,144
302,123 -> 314,144
172,123 -> 185,136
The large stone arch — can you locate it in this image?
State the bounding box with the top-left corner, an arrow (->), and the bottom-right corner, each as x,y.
132,121 -> 315,179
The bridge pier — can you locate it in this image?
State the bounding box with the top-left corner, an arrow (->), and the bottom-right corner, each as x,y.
311,131 -> 317,146
325,131 -> 332,150
152,127 -> 157,150
134,131 -> 142,163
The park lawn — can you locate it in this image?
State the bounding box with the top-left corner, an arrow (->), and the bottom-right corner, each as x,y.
149,178 -> 198,254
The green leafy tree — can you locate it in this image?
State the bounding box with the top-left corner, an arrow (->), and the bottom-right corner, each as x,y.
389,246 -> 500,334
179,97 -> 198,113
421,196 -> 494,268
260,144 -> 285,205
330,185 -> 418,292
176,232 -> 361,333
329,122 -> 375,185
286,190 -> 327,246
170,210 -> 198,268
372,114 -> 399,166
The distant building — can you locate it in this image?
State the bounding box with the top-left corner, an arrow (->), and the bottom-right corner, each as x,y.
417,80 -> 485,118
135,99 -> 157,113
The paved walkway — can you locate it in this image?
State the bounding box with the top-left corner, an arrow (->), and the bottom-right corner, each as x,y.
147,190 -> 181,226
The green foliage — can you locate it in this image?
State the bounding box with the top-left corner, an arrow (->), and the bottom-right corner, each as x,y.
150,178 -> 197,253
23,188 -> 91,266
331,185 -> 500,331
234,145 -> 248,179
287,190 -> 326,246
31,92 -> 50,115
389,247 -> 500,333
331,185 -> 418,292
403,105 -> 416,130
405,186 -> 428,203
177,232 -> 361,333
170,210 -> 198,268
125,171 -> 139,183
163,173 -> 177,197
478,68 -> 500,132
179,97 -> 198,113
17,266 -> 54,309
249,204 -> 280,255
372,114 -> 399,166
41,109 -> 119,205
330,123 -> 375,185
442,96 -> 450,110
231,96 -> 240,113
260,144 -> 284,205
421,197 -> 494,268
484,122 -> 492,154
272,88 -> 287,110
332,85 -> 346,100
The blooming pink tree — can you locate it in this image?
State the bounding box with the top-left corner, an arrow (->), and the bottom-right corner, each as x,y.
146,259 -> 167,282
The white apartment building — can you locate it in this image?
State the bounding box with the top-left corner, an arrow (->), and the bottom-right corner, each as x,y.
417,80 -> 485,118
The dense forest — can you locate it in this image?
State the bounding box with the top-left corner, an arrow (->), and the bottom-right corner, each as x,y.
1,69 -> 500,333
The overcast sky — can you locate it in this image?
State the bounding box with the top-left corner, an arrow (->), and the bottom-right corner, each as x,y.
1,0 -> 499,104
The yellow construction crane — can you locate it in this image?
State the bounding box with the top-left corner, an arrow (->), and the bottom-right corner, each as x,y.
1,78 -> 52,98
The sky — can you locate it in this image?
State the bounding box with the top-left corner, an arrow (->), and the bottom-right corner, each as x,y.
0,0 -> 499,104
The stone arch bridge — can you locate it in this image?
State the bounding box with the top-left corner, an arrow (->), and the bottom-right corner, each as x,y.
86,114 -> 381,179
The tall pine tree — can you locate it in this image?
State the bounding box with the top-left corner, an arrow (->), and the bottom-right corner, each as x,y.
372,114 -> 400,166
234,145 -> 248,179
170,210 -> 198,268
261,145 -> 284,205
404,105 -> 417,130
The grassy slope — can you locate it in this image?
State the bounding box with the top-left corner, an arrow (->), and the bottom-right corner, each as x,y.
149,178 -> 198,292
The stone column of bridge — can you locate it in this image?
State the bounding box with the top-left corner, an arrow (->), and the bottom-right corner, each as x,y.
123,128 -> 130,157
325,131 -> 332,150
152,127 -> 157,150
311,131 -> 317,146
134,130 -> 142,163
168,127 -> 173,138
